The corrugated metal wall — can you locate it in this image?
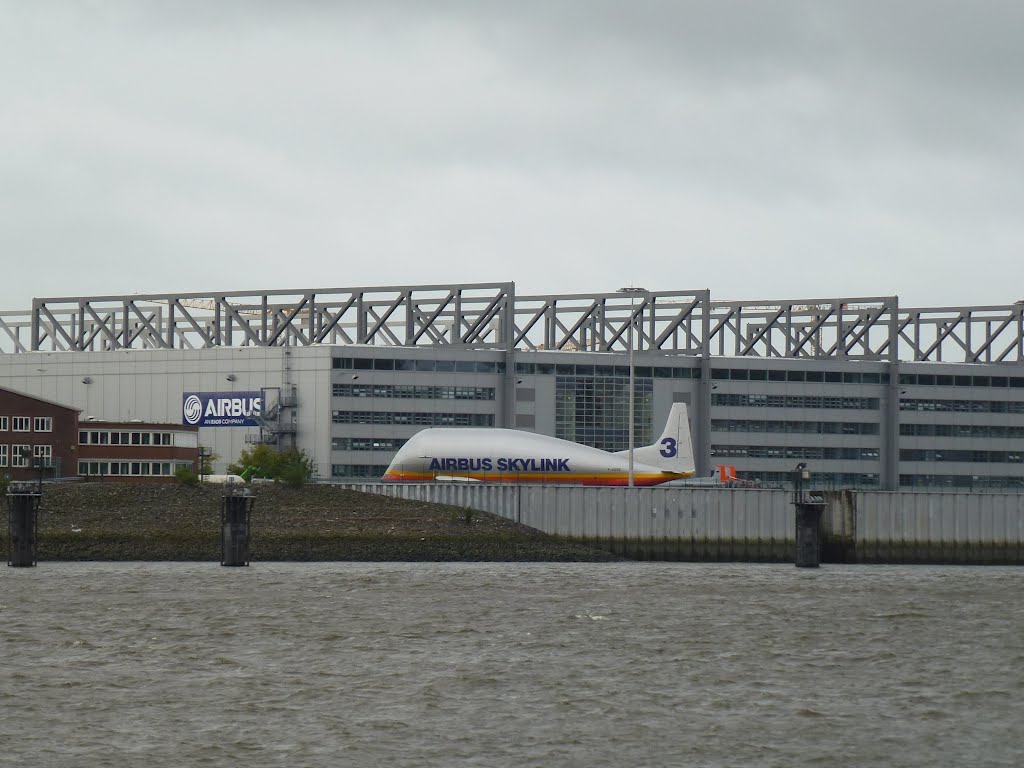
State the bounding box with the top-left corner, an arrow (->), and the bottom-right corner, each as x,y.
350,483 -> 790,537
854,491 -> 1024,562
347,484 -> 793,560
344,483 -> 1024,563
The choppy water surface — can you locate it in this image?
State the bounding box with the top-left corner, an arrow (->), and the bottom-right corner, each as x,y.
2,563 -> 1022,767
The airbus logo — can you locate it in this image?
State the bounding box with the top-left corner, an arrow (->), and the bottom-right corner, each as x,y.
182,391 -> 263,427
183,395 -> 203,425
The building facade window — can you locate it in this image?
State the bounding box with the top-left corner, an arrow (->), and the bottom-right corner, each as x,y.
33,445 -> 52,466
331,437 -> 408,452
79,430 -> 180,446
331,411 -> 495,427
517,362 -> 699,379
0,417 -> 7,431
78,460 -> 184,477
0,444 -> 6,467
33,417 -> 52,432
333,357 -> 504,374
899,449 -> 1024,463
10,445 -> 30,467
331,464 -> 390,478
900,423 -> 1024,438
706,368 -> 888,384
12,417 -> 30,432
898,373 -> 1024,388
555,375 -> 653,451
899,474 -> 1024,489
713,394 -> 880,410
713,445 -> 880,460
899,399 -> 1024,414
712,419 -> 880,435
740,471 -> 880,488
332,384 -> 495,401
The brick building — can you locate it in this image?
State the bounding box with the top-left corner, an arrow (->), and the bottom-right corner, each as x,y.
77,421 -> 200,483
1,386 -> 199,484
0,386 -> 80,481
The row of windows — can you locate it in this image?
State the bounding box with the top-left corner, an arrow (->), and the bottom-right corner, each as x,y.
900,399 -> 1024,413
331,464 -> 389,478
331,411 -> 495,427
327,418 -> 1018,443
331,437 -> 408,452
900,424 -> 1024,439
0,444 -> 52,468
900,475 -> 1024,488
900,450 -> 1024,463
738,471 -> 1024,489
712,419 -> 880,435
711,369 -> 1024,388
334,356 -> 701,380
712,446 -> 880,461
713,394 -> 880,410
334,358 -> 505,374
556,376 -> 653,393
79,431 -> 177,446
332,357 -> 1024,391
78,461 -> 192,477
0,416 -> 52,432
328,438 -> 1024,463
740,471 -> 881,487
521,363 -> 701,380
711,369 -> 887,384
332,384 -> 495,401
898,373 -> 1024,388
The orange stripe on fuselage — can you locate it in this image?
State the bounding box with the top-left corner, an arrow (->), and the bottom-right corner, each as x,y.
381,470 -> 692,486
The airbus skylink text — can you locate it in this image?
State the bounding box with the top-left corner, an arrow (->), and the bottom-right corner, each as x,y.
428,457 -> 571,473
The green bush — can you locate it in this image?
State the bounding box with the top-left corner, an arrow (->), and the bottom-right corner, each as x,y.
229,445 -> 315,486
175,467 -> 200,486
279,463 -> 308,488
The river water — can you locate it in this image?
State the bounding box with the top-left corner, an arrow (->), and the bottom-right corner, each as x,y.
2,563 -> 1022,767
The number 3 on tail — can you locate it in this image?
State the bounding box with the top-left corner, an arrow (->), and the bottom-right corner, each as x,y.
660,437 -> 677,458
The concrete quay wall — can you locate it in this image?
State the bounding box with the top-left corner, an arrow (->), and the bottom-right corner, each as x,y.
345,483 -> 1024,564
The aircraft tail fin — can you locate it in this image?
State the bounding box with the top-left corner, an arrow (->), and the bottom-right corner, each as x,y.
615,403 -> 696,476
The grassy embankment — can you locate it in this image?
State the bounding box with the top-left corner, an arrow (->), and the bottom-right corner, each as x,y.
20,482 -> 617,562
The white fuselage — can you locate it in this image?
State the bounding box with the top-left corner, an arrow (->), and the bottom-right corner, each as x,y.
383,428 -> 687,486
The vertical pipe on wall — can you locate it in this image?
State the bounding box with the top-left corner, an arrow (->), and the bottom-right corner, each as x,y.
501,282 -> 516,429
883,360 -> 901,491
883,296 -> 901,491
696,292 -> 712,478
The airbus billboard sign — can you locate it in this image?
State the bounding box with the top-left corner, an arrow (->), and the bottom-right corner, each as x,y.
183,392 -> 262,427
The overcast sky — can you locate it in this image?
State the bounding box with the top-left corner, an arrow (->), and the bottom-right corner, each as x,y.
2,1 -> 1022,311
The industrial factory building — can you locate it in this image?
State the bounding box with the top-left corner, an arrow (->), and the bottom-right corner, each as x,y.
1,282 -> 1023,490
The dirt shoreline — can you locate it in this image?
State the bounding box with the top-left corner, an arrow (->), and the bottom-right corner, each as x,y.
15,482 -> 619,562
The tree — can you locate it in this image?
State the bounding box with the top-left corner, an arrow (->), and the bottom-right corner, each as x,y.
228,445 -> 315,486
227,444 -> 276,479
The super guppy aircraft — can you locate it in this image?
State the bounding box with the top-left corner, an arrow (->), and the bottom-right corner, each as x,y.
383,403 -> 696,486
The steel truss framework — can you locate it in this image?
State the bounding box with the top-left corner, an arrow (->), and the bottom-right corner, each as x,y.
0,283 -> 1022,364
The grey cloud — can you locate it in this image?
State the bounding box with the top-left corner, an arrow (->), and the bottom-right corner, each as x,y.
0,1 -> 1022,310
